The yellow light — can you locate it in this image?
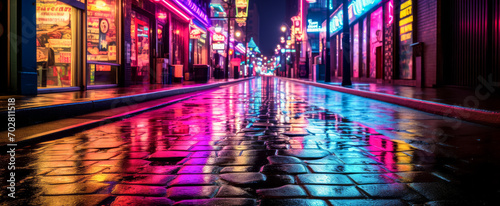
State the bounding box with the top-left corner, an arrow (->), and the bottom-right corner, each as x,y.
175,30 -> 180,35
235,31 -> 241,37
281,26 -> 286,32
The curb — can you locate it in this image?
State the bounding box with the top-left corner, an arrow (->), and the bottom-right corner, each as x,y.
1,78 -> 254,130
2,78 -> 254,147
279,77 -> 500,126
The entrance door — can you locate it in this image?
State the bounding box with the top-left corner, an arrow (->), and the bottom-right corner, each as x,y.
376,46 -> 383,79
131,11 -> 151,84
338,50 -> 343,77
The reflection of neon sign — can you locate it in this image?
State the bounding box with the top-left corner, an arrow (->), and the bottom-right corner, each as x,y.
307,19 -> 325,32
329,0 -> 383,35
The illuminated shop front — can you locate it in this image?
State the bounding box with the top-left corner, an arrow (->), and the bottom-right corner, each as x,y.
86,0 -> 120,86
36,0 -> 82,89
328,0 -> 399,82
189,21 -> 209,71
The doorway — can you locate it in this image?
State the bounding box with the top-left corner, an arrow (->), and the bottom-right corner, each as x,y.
131,11 -> 151,84
376,46 -> 383,79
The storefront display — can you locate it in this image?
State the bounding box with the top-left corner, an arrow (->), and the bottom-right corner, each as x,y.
36,0 -> 77,88
352,23 -> 359,78
362,19 -> 368,78
87,0 -> 118,62
399,0 -> 413,79
370,7 -> 383,79
87,0 -> 119,85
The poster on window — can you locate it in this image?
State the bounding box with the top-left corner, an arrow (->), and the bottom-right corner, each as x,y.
87,0 -> 117,62
399,0 -> 413,79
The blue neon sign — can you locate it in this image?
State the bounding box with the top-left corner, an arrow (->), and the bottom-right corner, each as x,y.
329,0 -> 382,35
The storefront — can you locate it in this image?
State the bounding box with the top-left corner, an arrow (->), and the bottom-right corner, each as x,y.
189,21 -> 209,69
329,0 -> 398,82
87,0 -> 120,86
36,0 -> 83,89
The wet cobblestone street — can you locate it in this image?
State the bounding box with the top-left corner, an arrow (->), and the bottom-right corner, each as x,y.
2,77 -> 500,206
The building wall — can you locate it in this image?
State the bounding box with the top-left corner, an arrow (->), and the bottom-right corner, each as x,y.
248,3 -> 260,46
415,0 -> 438,87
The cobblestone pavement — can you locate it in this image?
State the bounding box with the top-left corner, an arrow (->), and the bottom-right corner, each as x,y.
2,77 -> 500,205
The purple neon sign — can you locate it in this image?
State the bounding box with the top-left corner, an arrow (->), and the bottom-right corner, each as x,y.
175,0 -> 209,26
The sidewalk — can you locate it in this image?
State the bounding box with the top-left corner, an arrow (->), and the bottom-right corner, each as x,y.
0,78 -> 253,130
280,77 -> 500,126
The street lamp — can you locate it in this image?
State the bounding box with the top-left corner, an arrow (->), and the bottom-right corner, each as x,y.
281,25 -> 287,33
235,30 -> 241,38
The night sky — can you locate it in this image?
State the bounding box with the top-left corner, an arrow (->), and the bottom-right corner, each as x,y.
252,0 -> 286,57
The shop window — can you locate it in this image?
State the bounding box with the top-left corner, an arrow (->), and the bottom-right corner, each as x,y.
87,0 -> 119,85
362,18 -> 368,78
352,23 -> 359,78
36,0 -> 79,88
370,7 -> 383,79
399,0 -> 413,79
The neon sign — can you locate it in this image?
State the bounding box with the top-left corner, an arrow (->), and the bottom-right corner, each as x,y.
329,0 -> 383,35
175,0 -> 210,26
213,33 -> 226,42
307,19 -> 325,33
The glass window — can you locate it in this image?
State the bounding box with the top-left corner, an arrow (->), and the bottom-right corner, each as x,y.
362,18 -> 368,77
87,0 -> 118,63
352,23 -> 359,78
399,0 -> 413,79
370,7 -> 383,78
36,0 -> 78,88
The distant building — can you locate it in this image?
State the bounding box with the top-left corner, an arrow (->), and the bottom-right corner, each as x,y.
247,3 -> 260,46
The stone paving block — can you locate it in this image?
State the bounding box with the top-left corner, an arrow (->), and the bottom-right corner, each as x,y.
394,172 -> 444,183
423,200 -> 492,206
177,166 -> 219,174
45,166 -> 107,176
257,185 -> 308,198
358,183 -> 427,202
309,165 -> 386,174
39,175 -> 87,185
220,166 -> 261,173
166,186 -> 219,200
83,141 -> 126,149
121,175 -> 176,185
111,184 -> 167,196
173,198 -> 256,206
348,174 -> 396,184
260,164 -> 308,174
220,172 -> 267,185
329,199 -> 407,206
297,174 -> 354,185
111,196 -> 174,206
148,151 -> 192,161
259,198 -> 329,206
340,157 -> 381,165
168,174 -> 219,186
304,155 -> 344,164
241,150 -> 277,156
88,174 -> 122,182
139,166 -> 181,174
267,155 -> 303,164
408,182 -> 467,201
185,157 -> 267,166
218,150 -> 243,156
190,146 -> 223,151
279,149 -> 330,159
216,185 -> 254,198
43,183 -> 109,195
37,195 -> 110,206
265,175 -> 296,187
191,151 -> 218,158
304,185 -> 365,198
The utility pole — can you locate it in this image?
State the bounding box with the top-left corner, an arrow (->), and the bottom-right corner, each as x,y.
325,0 -> 331,82
341,0 -> 352,86
224,0 -> 233,80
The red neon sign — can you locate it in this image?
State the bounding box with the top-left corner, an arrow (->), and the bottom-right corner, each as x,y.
213,33 -> 226,42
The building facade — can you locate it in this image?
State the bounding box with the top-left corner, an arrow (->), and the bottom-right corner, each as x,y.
4,0 -> 211,95
311,0 -> 500,88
